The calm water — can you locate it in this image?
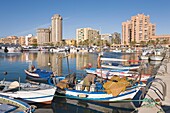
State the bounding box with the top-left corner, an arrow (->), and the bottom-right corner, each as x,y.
0,51 -> 160,113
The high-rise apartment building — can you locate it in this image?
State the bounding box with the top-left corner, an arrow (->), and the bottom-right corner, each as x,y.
122,14 -> 156,45
51,14 -> 62,43
37,28 -> 51,45
76,28 -> 99,45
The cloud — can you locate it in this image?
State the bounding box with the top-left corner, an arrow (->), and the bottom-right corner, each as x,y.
14,23 -> 51,36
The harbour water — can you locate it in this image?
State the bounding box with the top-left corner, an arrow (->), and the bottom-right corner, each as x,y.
0,51 -> 159,113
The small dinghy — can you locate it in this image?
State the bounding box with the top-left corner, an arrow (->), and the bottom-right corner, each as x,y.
0,94 -> 36,113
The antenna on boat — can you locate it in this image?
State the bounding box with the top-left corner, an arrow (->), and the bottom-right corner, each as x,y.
18,76 -> 21,91
2,72 -> 8,82
65,53 -> 70,75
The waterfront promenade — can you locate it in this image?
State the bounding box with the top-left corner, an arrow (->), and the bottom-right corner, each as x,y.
138,51 -> 170,113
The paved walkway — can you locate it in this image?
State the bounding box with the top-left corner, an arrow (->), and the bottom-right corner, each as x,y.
138,53 -> 170,113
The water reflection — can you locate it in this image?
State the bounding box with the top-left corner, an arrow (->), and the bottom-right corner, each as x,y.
0,51 -> 162,113
52,97 -> 135,113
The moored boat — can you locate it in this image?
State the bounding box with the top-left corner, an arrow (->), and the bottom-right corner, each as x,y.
0,80 -> 56,104
99,57 -> 140,70
101,63 -> 140,70
149,55 -> 164,61
96,73 -> 151,82
85,68 -> 129,74
112,48 -> 122,53
24,69 -> 53,78
51,75 -> 146,103
140,55 -> 149,60
55,81 -> 145,102
0,94 -> 35,113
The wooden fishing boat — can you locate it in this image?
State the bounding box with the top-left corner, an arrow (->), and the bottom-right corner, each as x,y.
96,73 -> 151,82
0,80 -> 56,104
112,48 -> 122,53
149,55 -> 164,61
140,55 -> 149,60
99,57 -> 140,70
0,94 -> 35,113
149,48 -> 165,61
85,68 -> 129,74
55,82 -> 145,102
24,69 -> 53,78
51,75 -> 146,102
101,63 -> 140,70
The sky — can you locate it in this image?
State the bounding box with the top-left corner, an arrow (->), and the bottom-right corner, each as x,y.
0,0 -> 170,39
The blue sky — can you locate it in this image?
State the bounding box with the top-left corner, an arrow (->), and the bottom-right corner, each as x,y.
0,0 -> 170,39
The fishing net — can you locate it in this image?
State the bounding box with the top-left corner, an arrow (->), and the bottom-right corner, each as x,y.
103,76 -> 130,96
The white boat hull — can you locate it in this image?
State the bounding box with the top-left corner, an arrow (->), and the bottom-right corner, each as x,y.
112,50 -> 122,53
0,88 -> 56,104
50,48 -> 65,52
149,55 -> 164,61
101,64 -> 140,70
66,89 -> 138,102
0,81 -> 56,104
24,70 -> 39,77
140,55 -> 149,60
61,85 -> 143,102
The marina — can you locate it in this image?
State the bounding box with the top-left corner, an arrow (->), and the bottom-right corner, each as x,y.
0,48 -> 169,113
0,0 -> 170,113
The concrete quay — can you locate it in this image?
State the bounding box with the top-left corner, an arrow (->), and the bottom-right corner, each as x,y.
138,53 -> 170,113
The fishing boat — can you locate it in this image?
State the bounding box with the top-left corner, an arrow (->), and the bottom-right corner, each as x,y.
55,82 -> 145,102
96,72 -> 151,82
125,48 -> 134,53
22,46 -> 40,51
140,55 -> 149,60
139,48 -> 153,60
149,55 -> 164,61
100,57 -> 141,66
24,69 -> 53,78
101,62 -> 140,70
51,74 -> 146,102
49,47 -> 65,52
0,94 -> 35,113
112,48 -> 122,53
0,80 -> 56,104
149,48 -> 165,61
85,68 -> 129,74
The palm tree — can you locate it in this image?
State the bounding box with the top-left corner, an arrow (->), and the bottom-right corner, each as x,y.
78,41 -> 83,46
156,38 -> 160,44
83,39 -> 89,46
89,39 -> 94,46
130,41 -> 136,47
162,39 -> 168,44
140,41 -> 146,47
124,41 -> 126,45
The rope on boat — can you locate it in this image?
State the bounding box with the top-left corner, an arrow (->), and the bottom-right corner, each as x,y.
134,93 -> 164,113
